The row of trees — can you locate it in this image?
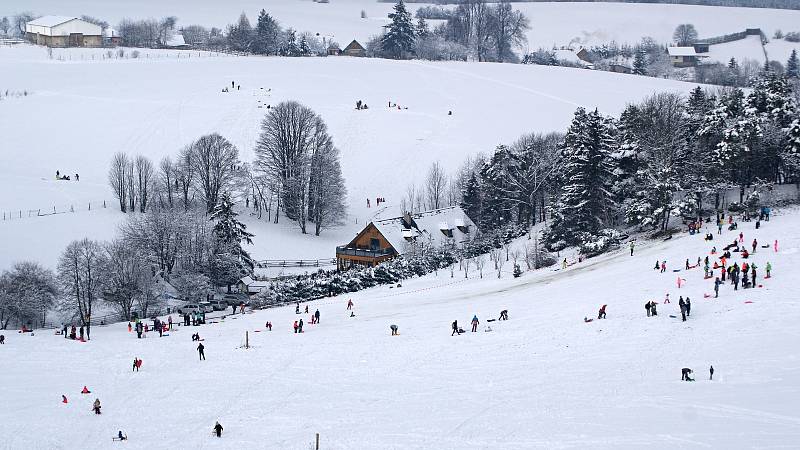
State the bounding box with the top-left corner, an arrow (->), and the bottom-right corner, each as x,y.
434,71 -> 800,253
253,101 -> 347,235
109,134 -> 241,214
0,197 -> 255,331
372,0 -> 530,63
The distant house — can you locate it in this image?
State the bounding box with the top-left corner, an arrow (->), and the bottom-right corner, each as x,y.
327,44 -> 341,56
609,63 -> 632,74
238,276 -> 270,296
25,16 -> 103,47
575,48 -> 592,63
335,206 -> 477,270
553,48 -> 594,68
103,27 -> 121,46
342,40 -> 366,57
667,46 -> 707,67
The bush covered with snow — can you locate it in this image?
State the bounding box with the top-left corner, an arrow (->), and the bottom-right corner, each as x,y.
578,229 -> 623,257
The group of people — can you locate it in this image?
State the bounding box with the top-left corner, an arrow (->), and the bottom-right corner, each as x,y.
452,310 -> 508,335
55,170 -> 79,181
355,100 -> 369,110
61,324 -> 85,341
366,197 -> 386,208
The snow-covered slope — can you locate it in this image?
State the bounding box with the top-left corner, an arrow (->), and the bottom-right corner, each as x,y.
1,207 -> 798,449
0,45 -> 703,269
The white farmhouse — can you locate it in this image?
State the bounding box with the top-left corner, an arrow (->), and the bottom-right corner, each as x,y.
25,16 -> 103,48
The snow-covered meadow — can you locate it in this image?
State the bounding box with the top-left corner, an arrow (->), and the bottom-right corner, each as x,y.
0,44 -> 703,268
1,206 -> 798,449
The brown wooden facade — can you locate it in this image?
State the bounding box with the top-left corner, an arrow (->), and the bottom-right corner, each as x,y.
336,223 -> 397,270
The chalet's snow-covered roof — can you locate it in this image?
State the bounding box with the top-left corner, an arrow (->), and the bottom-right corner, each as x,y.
668,46 -> 697,57
372,206 -> 477,253
27,16 -> 77,28
553,49 -> 592,67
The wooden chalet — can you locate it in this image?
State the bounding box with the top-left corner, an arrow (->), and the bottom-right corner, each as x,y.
336,206 -> 477,270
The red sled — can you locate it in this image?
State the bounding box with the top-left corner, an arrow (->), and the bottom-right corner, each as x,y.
704,293 -> 712,298
744,301 -> 754,304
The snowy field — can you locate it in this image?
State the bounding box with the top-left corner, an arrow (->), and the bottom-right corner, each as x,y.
3,0 -> 800,49
1,207 -> 799,449
703,34 -> 800,66
0,44 -> 703,268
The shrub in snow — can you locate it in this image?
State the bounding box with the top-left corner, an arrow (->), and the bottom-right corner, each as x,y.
578,229 -> 622,257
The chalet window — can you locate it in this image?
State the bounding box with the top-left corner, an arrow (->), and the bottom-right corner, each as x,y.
440,228 -> 453,238
457,225 -> 470,234
370,238 -> 380,251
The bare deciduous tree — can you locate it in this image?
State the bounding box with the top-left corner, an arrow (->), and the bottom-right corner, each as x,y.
191,133 -> 240,212
425,161 -> 447,210
135,155 -> 154,213
109,152 -> 129,212
57,239 -> 103,340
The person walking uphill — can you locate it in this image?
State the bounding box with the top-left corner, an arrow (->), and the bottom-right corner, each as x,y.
213,421 -> 223,438
471,315 -> 479,332
93,398 -> 102,414
629,241 -> 635,256
452,320 -> 459,336
314,309 -> 320,324
197,342 -> 205,361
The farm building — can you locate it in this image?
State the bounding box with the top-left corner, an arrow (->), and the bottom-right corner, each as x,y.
25,16 -> 103,48
667,46 -> 708,67
336,206 -> 477,270
609,63 -> 632,74
238,276 -> 270,296
342,40 -> 366,57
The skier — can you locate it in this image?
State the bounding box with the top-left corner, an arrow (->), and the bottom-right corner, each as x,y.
629,241 -> 635,256
709,365 -> 715,380
597,305 -> 607,319
499,310 -> 508,320
390,324 -> 399,336
314,309 -> 320,324
213,421 -> 223,438
681,368 -> 694,381
685,297 -> 691,316
679,297 -> 687,322
766,262 -> 772,278
347,299 -> 354,310
197,342 -> 205,361
451,320 -> 459,336
471,315 -> 479,332
93,398 -> 102,414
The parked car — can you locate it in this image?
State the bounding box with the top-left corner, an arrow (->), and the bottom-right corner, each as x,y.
209,299 -> 228,311
198,301 -> 214,313
177,303 -> 201,315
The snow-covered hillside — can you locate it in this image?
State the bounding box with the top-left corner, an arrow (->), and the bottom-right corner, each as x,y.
0,45 -> 703,269
2,206 -> 798,449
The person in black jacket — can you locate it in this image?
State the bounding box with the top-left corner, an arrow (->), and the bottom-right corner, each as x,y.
681,368 -> 694,381
451,320 -> 459,336
197,343 -> 205,361
709,365 -> 715,380
213,421 -> 223,437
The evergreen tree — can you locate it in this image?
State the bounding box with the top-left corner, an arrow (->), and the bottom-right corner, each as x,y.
460,172 -> 483,228
548,108 -> 617,246
299,35 -> 311,55
633,50 -> 647,75
382,0 -> 416,59
254,9 -> 281,55
227,12 -> 253,52
787,49 -> 799,78
416,17 -> 429,39
283,29 -> 300,56
209,194 -> 255,289
478,146 -> 518,230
